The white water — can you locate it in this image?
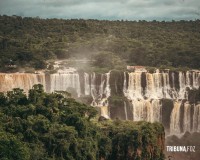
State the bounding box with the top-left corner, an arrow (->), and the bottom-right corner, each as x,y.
100,106 -> 110,119
123,70 -> 200,135
183,102 -> 191,132
192,104 -> 200,132
49,71 -> 111,113
50,73 -> 81,97
124,70 -> 200,100
169,101 -> 200,134
131,99 -> 161,122
88,72 -> 111,118
0,69 -> 199,135
84,73 -> 90,96
0,73 -> 46,93
91,72 -> 111,108
170,101 -> 182,134
125,72 -> 143,100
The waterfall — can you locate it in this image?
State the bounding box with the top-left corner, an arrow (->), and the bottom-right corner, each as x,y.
192,71 -> 200,89
124,71 -> 164,125
100,106 -> 110,119
50,73 -> 81,97
169,101 -> 200,134
132,100 -> 145,121
125,72 -> 143,100
0,69 -> 199,135
89,72 -> 111,118
131,99 -> 161,122
123,70 -> 200,135
123,72 -> 127,93
178,72 -> 187,99
151,99 -> 162,122
123,70 -> 199,100
0,73 -> 45,93
162,72 -> 171,99
47,71 -> 112,109
90,72 -> 97,105
170,101 -> 182,134
84,73 -> 90,96
91,72 -> 111,107
183,101 -> 191,132
193,104 -> 200,132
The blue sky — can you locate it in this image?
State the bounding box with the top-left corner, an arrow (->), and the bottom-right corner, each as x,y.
0,0 -> 200,20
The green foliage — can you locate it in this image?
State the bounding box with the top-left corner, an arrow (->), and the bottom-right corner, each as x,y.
146,66 -> 157,73
93,51 -> 126,70
0,15 -> 200,72
0,131 -> 30,160
0,84 -> 165,160
99,120 -> 165,160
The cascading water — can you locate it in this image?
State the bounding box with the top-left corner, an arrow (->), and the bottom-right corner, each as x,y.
49,71 -> 111,118
123,70 -> 200,135
170,101 -> 182,134
193,104 -> 200,132
124,72 -> 164,123
0,69 -> 199,135
0,73 -> 46,93
124,72 -> 143,100
100,106 -> 110,119
183,101 -> 192,133
192,71 -> 200,89
130,99 -> 162,122
84,73 -> 90,96
169,101 -> 200,134
87,72 -> 111,118
49,73 -> 81,97
85,72 -> 111,107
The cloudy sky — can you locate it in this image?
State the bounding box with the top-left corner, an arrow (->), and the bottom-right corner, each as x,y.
0,0 -> 200,20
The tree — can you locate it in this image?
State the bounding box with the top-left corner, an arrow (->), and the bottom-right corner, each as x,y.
0,85 -> 165,160
0,131 -> 30,160
7,88 -> 27,105
93,51 -> 126,70
28,84 -> 45,104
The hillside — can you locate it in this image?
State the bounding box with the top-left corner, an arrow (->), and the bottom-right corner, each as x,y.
0,85 -> 165,160
0,15 -> 200,72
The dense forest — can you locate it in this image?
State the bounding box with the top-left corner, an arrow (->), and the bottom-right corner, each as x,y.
0,15 -> 200,72
0,84 -> 164,160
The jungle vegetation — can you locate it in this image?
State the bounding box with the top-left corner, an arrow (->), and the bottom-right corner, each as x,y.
0,84 -> 164,160
0,15 -> 200,72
